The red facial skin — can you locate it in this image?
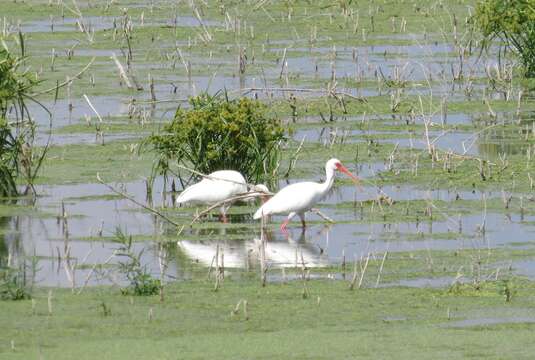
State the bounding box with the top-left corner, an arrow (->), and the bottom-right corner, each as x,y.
335,162 -> 360,185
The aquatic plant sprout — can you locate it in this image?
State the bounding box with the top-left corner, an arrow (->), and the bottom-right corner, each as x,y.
113,228 -> 161,296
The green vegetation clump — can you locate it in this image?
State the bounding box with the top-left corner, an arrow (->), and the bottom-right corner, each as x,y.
0,118 -> 19,197
0,251 -> 36,300
147,93 -> 285,185
0,44 -> 44,196
114,229 -> 160,296
0,46 -> 29,197
0,266 -> 33,300
474,0 -> 535,77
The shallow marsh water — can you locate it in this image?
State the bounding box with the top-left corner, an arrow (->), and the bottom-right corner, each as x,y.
4,173 -> 535,286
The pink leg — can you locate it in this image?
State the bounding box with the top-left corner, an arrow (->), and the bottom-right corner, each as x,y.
280,219 -> 290,232
220,205 -> 229,223
279,212 -> 296,233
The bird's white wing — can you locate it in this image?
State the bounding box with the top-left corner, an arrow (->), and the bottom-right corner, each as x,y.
176,180 -> 205,204
177,170 -> 247,204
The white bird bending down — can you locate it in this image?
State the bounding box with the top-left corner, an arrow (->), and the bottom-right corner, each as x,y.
176,170 -> 268,222
253,159 -> 359,231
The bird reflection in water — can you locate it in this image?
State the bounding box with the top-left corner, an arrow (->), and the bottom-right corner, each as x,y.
176,225 -> 331,270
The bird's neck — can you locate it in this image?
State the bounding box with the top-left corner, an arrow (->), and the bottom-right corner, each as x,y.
319,167 -> 336,196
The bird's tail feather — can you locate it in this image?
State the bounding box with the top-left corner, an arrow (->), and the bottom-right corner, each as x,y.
176,186 -> 193,204
253,207 -> 264,219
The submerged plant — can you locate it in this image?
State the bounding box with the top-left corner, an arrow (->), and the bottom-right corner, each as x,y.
474,0 -> 535,77
146,92 -> 285,187
113,228 -> 160,296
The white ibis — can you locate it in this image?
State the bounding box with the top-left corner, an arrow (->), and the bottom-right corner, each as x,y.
253,158 -> 359,230
176,170 -> 268,222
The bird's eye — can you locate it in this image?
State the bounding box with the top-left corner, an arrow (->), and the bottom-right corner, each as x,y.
335,162 -> 342,169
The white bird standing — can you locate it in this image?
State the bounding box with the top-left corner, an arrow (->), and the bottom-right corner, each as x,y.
176,170 -> 268,222
253,159 -> 359,231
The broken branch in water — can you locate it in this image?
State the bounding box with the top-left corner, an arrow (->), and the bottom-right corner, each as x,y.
310,208 -> 335,223
190,190 -> 271,225
33,57 -> 96,95
96,173 -> 184,233
111,52 -> 133,89
83,94 -> 104,123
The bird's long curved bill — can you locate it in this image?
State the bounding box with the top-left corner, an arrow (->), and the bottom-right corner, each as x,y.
337,164 -> 361,186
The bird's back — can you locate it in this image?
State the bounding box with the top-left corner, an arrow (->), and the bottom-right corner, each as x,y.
177,170 -> 248,205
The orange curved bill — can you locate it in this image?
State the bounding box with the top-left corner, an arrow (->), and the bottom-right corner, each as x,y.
336,163 -> 361,186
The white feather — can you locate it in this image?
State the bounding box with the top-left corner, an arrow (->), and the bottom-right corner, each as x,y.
253,182 -> 324,219
177,170 -> 248,205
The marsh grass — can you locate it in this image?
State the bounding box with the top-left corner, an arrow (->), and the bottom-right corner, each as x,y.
0,257 -> 38,301
0,118 -> 19,197
113,228 -> 160,296
474,0 -> 535,77
0,43 -> 48,196
0,267 -> 31,300
0,45 -> 28,197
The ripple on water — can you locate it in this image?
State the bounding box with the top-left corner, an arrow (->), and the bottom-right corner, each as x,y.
17,15 -> 221,34
444,317 -> 535,328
